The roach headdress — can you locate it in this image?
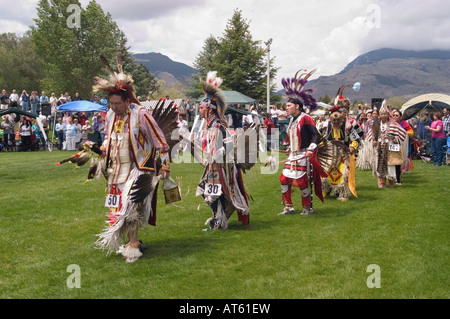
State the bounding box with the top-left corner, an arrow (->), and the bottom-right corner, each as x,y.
93,55 -> 140,105
332,84 -> 352,109
199,71 -> 227,116
281,68 -> 318,112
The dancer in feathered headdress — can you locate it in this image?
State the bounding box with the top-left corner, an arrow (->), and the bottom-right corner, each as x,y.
281,68 -> 318,113
198,71 -> 227,122
93,56 -> 140,105
367,99 -> 407,188
278,68 -> 328,215
89,55 -> 177,262
320,83 -> 363,201
193,71 -> 251,230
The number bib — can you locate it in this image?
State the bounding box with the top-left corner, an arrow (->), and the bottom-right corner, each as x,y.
204,183 -> 222,196
389,143 -> 400,152
105,194 -> 120,208
349,130 -> 360,141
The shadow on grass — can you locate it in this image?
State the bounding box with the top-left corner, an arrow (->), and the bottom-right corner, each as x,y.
141,236 -> 218,260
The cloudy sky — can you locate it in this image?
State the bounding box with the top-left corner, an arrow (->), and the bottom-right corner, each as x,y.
1,0 -> 449,89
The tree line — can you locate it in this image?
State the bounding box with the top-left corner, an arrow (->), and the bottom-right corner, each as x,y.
1,1 -> 279,105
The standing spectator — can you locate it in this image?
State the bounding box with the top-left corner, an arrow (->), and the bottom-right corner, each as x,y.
270,104 -> 280,128
100,96 -> 108,108
20,117 -> 32,151
0,89 -> 9,110
81,119 -> 91,144
1,114 -> 15,150
425,112 -> 445,166
417,112 -> 432,141
442,107 -> 450,134
29,91 -> 39,114
9,89 -> 19,108
31,119 -> 41,151
74,117 -> 82,148
40,118 -> 50,151
98,117 -> 105,144
63,112 -> 71,125
93,115 -> 104,144
20,90 -> 29,112
65,117 -> 78,151
72,92 -> 81,101
49,93 -> 58,111
64,92 -> 71,102
79,112 -> 88,126
40,91 -> 48,104
442,107 -> 450,159
55,117 -> 66,150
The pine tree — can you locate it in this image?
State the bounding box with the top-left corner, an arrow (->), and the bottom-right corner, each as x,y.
191,9 -> 278,104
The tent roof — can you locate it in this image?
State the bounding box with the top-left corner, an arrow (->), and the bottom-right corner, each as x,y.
400,93 -> 450,119
196,90 -> 256,104
57,100 -> 108,112
0,107 -> 37,119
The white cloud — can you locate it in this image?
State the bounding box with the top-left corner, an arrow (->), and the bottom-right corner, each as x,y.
360,0 -> 450,52
1,0 -> 449,90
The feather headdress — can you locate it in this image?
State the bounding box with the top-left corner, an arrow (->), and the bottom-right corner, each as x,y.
93,55 -> 139,105
281,68 -> 318,112
379,99 -> 389,113
332,82 -> 360,108
333,84 -> 352,108
199,71 -> 226,115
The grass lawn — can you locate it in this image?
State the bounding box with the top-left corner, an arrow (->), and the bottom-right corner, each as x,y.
0,150 -> 448,299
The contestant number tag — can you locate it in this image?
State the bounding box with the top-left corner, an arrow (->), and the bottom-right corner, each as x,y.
350,130 -> 360,141
204,183 -> 222,196
389,143 -> 400,152
105,194 -> 120,208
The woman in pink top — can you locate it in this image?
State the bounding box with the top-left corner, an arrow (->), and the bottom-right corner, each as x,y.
425,112 -> 445,166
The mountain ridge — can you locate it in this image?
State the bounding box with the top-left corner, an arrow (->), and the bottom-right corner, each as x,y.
133,49 -> 450,103
133,52 -> 197,85
306,48 -> 450,104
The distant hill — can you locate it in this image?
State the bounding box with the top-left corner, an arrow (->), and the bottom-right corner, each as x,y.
284,48 -> 450,105
133,52 -> 197,85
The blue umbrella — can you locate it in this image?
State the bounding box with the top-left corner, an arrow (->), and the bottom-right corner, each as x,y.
57,100 -> 108,113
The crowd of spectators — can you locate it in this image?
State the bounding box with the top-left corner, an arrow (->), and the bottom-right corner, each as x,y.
1,90 -> 449,166
0,88 -> 107,151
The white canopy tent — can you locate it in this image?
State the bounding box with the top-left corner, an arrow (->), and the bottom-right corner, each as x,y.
400,93 -> 450,119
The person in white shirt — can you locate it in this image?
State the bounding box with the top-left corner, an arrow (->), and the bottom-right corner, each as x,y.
270,105 -> 280,127
9,89 -> 19,108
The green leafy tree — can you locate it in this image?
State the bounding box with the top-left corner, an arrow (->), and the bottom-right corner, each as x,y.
31,0 -> 122,99
0,32 -> 43,92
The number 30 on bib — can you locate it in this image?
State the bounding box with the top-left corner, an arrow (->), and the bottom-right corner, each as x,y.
204,183 -> 222,196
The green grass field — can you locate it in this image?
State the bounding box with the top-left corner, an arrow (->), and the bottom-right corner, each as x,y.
0,150 -> 448,299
